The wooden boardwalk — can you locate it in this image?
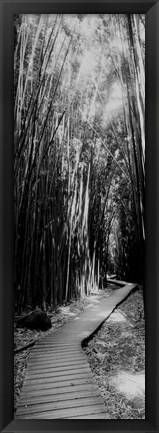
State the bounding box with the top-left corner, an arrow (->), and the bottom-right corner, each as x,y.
15,281 -> 137,419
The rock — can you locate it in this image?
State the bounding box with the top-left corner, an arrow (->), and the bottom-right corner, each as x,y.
16,309 -> 52,331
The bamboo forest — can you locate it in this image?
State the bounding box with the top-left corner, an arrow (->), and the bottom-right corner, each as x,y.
14,14 -> 145,419
14,14 -> 145,311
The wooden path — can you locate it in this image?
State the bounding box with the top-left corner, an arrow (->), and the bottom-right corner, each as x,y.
15,281 -> 137,419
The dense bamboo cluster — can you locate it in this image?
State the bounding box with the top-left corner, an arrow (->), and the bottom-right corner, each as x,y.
14,14 -> 145,312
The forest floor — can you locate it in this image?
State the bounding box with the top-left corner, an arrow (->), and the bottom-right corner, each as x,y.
14,285 -> 145,419
83,286 -> 145,419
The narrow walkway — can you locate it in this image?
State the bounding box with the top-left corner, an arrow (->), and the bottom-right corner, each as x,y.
15,281 -> 137,419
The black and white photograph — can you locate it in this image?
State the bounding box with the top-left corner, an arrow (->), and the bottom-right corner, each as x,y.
14,13 -> 145,420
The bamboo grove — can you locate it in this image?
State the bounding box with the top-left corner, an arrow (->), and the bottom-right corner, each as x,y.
14,14 -> 145,312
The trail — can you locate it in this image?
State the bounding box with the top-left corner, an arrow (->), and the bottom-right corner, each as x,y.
15,280 -> 137,419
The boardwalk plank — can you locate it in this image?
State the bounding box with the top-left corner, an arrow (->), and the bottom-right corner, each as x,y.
19,383 -> 98,399
27,360 -> 84,369
21,377 -> 94,393
69,413 -> 110,419
31,347 -> 81,353
29,352 -> 84,361
18,389 -> 100,406
27,364 -> 88,374
29,354 -> 86,367
23,371 -> 93,387
26,366 -> 90,379
16,403 -> 108,419
16,395 -> 104,416
35,343 -> 79,346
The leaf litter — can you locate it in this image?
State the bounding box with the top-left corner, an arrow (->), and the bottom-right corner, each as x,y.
82,286 -> 145,419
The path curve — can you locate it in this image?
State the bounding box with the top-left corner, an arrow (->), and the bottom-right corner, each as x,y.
15,281 -> 137,419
